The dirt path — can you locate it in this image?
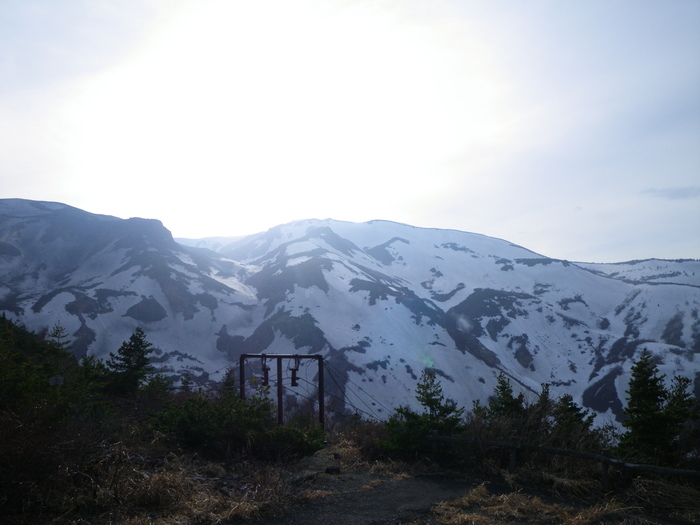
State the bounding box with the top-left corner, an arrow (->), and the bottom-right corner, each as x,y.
231,446 -> 498,524
230,447 -> 694,525
235,467 -> 477,524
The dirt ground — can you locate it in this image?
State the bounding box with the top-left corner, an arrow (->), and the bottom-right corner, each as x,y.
242,473 -> 476,524
233,447 -> 478,524
230,447 -> 697,525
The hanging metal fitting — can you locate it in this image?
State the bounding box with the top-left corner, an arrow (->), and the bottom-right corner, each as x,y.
290,357 -> 301,386
261,356 -> 270,386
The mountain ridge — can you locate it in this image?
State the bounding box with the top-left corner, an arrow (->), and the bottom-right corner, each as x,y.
1,198 -> 698,423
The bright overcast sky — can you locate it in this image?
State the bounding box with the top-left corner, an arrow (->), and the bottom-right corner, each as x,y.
1,0 -> 699,262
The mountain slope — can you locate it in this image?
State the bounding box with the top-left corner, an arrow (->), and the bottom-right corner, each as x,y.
0,199 -> 257,377
1,199 -> 698,423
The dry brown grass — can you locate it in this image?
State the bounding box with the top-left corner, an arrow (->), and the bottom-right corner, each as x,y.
361,479 -> 385,490
535,471 -> 601,498
332,418 -> 387,458
368,458 -> 416,479
495,464 -> 603,502
331,433 -> 417,482
298,488 -> 340,499
429,483 -> 662,525
620,477 -> 700,523
4,442 -> 297,525
332,435 -> 371,470
432,484 -> 568,524
7,417 -> 699,525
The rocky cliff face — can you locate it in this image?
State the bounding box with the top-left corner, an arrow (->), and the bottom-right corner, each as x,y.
2,198 -> 698,422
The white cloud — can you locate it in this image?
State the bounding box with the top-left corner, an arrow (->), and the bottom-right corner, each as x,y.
641,187 -> 700,200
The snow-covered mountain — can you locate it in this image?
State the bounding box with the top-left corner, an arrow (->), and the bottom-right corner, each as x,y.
1,198 -> 698,423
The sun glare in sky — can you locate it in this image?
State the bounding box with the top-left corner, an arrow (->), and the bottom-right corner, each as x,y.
59,0 -> 508,237
3,0 -> 697,261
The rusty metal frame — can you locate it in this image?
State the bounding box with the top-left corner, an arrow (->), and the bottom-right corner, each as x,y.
239,353 -> 325,429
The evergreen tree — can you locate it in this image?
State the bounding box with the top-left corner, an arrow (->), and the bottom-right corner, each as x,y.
663,375 -> 695,461
665,375 -> 693,425
415,370 -> 464,431
77,354 -> 109,383
552,393 -> 597,450
180,371 -> 193,393
44,323 -> 74,379
620,350 -> 698,463
220,365 -> 237,397
620,349 -> 694,463
620,349 -> 668,459
46,323 -> 71,354
534,383 -> 553,413
382,370 -> 464,458
522,383 -> 555,442
532,383 -> 554,424
487,373 -> 524,418
106,328 -> 155,393
553,394 -> 594,432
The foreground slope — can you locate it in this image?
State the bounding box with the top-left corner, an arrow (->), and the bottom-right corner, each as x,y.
1,199 -> 698,421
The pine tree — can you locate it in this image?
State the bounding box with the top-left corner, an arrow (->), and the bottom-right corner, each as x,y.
382,370 -> 465,458
180,371 -> 193,393
665,375 -> 693,425
46,323 -> 71,354
552,393 -> 596,450
415,370 -> 464,431
487,373 -> 524,419
76,354 -> 109,387
532,383 -> 554,424
106,328 -> 155,393
553,394 -> 594,432
220,365 -> 237,397
525,383 -> 555,441
663,375 -> 695,461
620,349 -> 698,464
44,323 -> 73,379
620,350 -> 667,458
535,383 -> 553,412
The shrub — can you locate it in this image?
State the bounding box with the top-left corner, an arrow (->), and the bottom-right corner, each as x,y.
153,388 -> 274,458
151,386 -> 322,461
382,370 -> 464,459
383,407 -> 434,459
248,425 -> 325,461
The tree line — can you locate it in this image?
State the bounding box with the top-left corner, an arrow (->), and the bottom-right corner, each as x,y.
1,314 -> 698,520
382,352 -> 699,469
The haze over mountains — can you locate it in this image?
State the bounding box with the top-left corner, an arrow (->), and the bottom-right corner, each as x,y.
1,198 -> 698,423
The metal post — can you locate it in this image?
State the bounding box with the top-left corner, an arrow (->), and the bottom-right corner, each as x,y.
239,354 -> 246,400
318,356 -> 325,430
238,353 -> 325,429
277,356 -> 284,426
